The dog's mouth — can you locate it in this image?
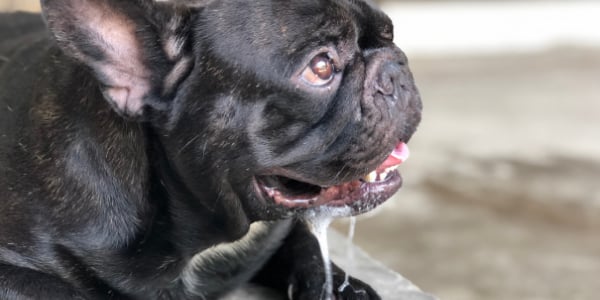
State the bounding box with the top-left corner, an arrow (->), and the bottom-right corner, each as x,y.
255,142 -> 410,215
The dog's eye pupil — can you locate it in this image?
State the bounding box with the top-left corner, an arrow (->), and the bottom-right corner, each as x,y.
300,53 -> 337,86
310,55 -> 333,80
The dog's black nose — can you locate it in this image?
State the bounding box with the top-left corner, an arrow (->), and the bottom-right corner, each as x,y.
375,61 -> 409,108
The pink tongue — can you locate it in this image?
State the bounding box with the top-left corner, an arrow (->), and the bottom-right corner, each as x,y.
377,142 -> 410,172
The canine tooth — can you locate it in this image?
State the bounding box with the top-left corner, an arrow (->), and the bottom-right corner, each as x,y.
380,170 -> 390,180
379,165 -> 399,180
363,171 -> 378,183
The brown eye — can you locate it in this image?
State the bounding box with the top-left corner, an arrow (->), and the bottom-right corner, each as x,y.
311,55 -> 334,80
301,54 -> 336,86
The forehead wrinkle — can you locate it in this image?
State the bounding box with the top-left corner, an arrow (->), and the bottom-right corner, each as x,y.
199,0 -> 366,90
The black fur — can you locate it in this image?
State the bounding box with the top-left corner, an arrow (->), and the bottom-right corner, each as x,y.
0,0 -> 421,299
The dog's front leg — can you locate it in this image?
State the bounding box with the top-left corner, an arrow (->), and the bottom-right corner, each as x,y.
252,220 -> 380,300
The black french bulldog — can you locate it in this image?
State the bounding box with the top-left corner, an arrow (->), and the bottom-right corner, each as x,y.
0,0 -> 422,299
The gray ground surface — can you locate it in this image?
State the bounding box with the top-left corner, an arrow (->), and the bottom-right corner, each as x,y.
334,47 -> 600,300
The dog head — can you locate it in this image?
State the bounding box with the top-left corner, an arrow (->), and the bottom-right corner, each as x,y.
41,0 -> 422,220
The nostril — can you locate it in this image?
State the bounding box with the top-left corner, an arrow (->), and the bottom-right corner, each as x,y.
376,73 -> 394,96
375,62 -> 402,97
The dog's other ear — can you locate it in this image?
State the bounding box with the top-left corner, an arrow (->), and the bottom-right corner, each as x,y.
41,0 -> 194,117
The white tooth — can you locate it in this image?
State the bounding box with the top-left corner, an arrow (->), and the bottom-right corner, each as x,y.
379,166 -> 399,180
385,165 -> 399,173
364,170 -> 378,183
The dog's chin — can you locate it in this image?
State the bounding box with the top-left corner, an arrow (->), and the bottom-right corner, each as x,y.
253,142 -> 410,217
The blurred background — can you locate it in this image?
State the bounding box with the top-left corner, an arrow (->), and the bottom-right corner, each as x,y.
345,1 -> 600,300
0,0 -> 38,12
2,1 -> 599,299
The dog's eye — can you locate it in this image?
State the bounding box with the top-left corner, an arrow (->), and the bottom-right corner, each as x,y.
301,54 -> 336,86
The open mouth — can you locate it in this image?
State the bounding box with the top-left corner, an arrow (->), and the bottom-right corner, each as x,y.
255,142 -> 410,215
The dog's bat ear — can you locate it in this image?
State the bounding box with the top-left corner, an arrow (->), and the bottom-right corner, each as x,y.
41,0 -> 194,118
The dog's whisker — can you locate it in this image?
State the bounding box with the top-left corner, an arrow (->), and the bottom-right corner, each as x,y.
333,165 -> 347,182
201,141 -> 207,160
177,134 -> 200,156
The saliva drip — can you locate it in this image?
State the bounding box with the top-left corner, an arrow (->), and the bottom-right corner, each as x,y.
307,216 -> 334,300
338,216 -> 356,293
304,206 -> 352,300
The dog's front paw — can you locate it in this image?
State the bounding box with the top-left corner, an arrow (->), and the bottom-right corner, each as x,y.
290,272 -> 380,300
334,275 -> 380,300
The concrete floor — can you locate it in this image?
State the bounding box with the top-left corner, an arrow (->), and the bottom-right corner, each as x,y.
334,47 -> 600,300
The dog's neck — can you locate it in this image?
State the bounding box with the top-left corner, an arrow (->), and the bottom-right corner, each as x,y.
146,127 -> 253,255
23,52 -> 252,258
